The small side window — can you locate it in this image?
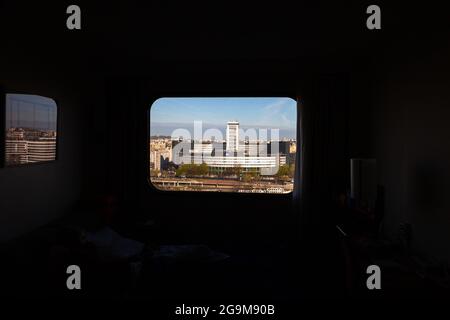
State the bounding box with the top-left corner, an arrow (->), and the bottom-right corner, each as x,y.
4,94 -> 58,166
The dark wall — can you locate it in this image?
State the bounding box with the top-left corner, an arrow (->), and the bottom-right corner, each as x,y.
0,70 -> 86,241
371,5 -> 450,261
373,48 -> 450,261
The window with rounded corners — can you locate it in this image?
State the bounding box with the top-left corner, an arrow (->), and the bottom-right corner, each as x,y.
148,97 -> 297,194
4,94 -> 58,166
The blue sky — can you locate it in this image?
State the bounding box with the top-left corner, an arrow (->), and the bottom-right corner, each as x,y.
150,97 -> 297,137
6,94 -> 57,130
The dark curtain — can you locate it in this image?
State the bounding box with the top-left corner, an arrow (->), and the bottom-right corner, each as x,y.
291,75 -> 350,297
294,75 -> 349,235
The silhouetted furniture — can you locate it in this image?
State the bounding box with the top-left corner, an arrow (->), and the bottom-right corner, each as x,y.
336,185 -> 385,296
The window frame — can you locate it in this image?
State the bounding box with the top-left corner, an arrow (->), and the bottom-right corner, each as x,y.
1,90 -> 60,168
146,95 -> 298,198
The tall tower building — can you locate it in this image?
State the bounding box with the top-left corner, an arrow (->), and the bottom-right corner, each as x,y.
226,121 -> 239,153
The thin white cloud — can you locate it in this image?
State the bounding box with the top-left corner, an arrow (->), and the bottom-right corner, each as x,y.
256,98 -> 294,128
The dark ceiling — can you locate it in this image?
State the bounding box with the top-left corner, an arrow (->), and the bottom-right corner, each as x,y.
1,1 -> 448,75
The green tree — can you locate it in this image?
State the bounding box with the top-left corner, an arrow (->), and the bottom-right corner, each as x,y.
198,163 -> 209,176
289,163 -> 295,178
175,164 -> 188,177
276,165 -> 290,177
223,167 -> 235,177
150,169 -> 160,177
234,165 -> 243,177
176,163 -> 209,177
250,171 -> 261,181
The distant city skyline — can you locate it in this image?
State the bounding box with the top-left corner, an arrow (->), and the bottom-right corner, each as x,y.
150,97 -> 297,139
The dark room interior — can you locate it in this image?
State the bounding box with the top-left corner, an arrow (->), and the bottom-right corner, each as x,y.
1,0 -> 450,314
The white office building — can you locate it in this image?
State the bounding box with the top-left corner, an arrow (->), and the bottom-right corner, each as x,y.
226,121 -> 239,153
172,120 -> 290,175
